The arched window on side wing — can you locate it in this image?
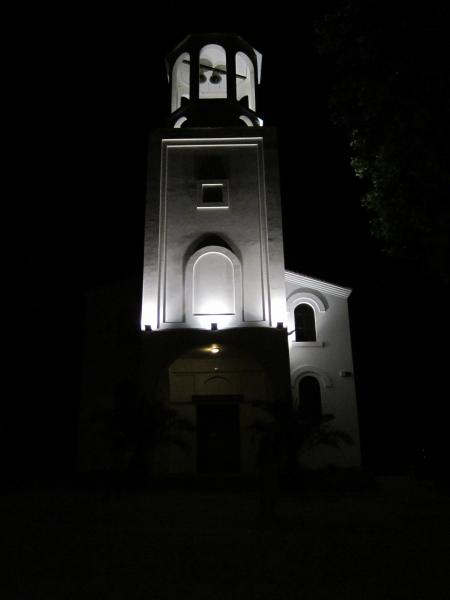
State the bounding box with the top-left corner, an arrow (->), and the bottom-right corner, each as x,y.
298,375 -> 322,423
294,304 -> 316,342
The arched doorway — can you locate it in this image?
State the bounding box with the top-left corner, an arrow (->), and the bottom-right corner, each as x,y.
298,375 -> 322,423
165,343 -> 270,475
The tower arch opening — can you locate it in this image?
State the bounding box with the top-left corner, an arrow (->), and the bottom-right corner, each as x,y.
171,52 -> 190,113
193,252 -> 235,315
199,44 -> 227,99
185,245 -> 243,329
235,51 -> 256,111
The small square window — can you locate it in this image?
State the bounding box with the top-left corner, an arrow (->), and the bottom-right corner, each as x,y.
197,181 -> 229,209
203,184 -> 223,204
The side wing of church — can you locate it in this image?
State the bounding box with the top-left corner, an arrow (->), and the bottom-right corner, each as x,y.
78,33 -> 361,477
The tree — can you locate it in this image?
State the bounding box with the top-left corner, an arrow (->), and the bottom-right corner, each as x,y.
315,2 -> 450,285
252,401 -> 353,484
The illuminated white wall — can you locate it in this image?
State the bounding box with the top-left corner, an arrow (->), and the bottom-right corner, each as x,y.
192,252 -> 235,314
185,245 -> 243,330
285,271 -> 361,468
141,129 -> 286,331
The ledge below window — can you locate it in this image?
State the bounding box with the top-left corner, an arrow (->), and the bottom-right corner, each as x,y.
291,341 -> 324,348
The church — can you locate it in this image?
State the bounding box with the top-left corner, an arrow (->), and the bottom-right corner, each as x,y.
78,33 -> 361,477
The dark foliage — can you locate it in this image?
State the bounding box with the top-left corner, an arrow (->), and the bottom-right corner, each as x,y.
315,2 -> 450,284
252,401 -> 353,480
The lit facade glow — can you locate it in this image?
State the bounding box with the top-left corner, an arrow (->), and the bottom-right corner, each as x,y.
79,34 -> 361,476
141,136 -> 285,331
139,33 -> 362,469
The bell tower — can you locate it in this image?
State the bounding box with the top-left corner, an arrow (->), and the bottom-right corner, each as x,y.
79,33 -> 362,476
141,33 -> 287,332
167,33 -> 263,128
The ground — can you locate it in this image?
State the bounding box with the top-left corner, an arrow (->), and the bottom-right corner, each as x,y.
4,477 -> 449,599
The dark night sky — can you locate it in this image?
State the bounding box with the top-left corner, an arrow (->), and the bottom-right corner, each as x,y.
13,4 -> 449,477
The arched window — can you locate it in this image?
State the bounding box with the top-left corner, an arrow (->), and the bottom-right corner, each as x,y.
171,52 -> 190,113
185,245 -> 242,328
192,251 -> 235,315
199,44 -> 227,99
298,376 -> 322,423
294,304 -> 316,342
235,51 -> 256,111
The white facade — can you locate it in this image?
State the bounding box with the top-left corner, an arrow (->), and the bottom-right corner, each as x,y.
285,271 -> 361,467
141,131 -> 287,332
78,34 -> 361,476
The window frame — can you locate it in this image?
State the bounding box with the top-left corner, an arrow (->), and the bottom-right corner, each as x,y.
287,291 -> 327,348
196,180 -> 229,210
294,303 -> 317,342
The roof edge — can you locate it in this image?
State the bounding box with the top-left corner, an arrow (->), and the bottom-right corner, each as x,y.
285,270 -> 352,299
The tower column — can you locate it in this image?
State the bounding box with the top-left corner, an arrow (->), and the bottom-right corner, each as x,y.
226,46 -> 237,101
190,41 -> 200,101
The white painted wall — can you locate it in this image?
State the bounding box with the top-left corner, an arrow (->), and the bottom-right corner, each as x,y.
285,271 -> 361,468
141,129 -> 286,332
